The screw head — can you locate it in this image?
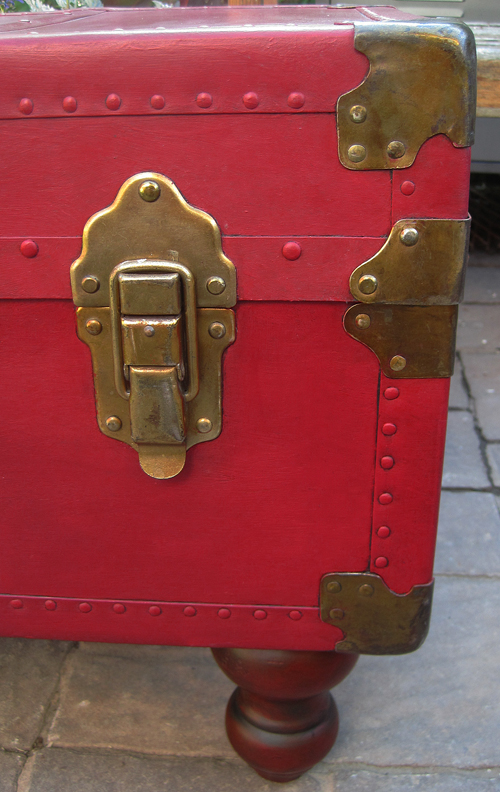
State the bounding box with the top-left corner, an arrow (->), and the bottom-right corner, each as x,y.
347,144 -> 366,163
400,227 -> 419,247
86,319 -> 102,335
387,140 -> 406,159
326,580 -> 342,594
390,355 -> 407,371
355,313 -> 371,329
196,417 -> 212,434
349,104 -> 367,123
358,584 -> 374,597
139,180 -> 161,202
106,416 -> 122,432
20,239 -> 39,258
144,325 -> 155,337
209,321 -> 226,339
329,608 -> 345,621
206,276 -> 226,295
282,241 -> 302,261
358,275 -> 378,295
82,276 -> 100,294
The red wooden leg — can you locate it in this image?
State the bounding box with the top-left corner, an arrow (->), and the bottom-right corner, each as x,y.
211,647 -> 358,783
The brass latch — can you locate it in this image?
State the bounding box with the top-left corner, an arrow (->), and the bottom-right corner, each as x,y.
71,173 -> 236,479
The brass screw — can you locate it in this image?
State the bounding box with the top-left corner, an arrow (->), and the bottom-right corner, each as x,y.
387,140 -> 406,159
400,227 -> 419,247
358,275 -> 378,295
349,105 -> 367,123
355,313 -> 371,329
329,608 -> 345,621
327,581 -> 342,594
139,180 -> 161,202
209,321 -> 226,339
390,355 -> 407,371
359,584 -> 374,597
197,417 -> 212,433
207,277 -> 226,295
347,144 -> 366,163
86,319 -> 102,335
82,276 -> 100,294
144,325 -> 155,337
106,416 -> 122,432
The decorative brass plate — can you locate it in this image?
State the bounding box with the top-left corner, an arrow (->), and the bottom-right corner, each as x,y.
337,20 -> 476,170
320,573 -> 434,655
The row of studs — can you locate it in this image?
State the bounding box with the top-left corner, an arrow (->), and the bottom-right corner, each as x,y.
17,91 -> 306,116
373,384 -> 401,569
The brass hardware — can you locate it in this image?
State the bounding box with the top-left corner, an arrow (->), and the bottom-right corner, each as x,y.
349,105 -> 367,124
82,276 -> 100,294
350,218 -> 470,306
337,20 -> 476,170
358,275 -> 378,296
355,314 -> 370,330
320,573 -> 434,655
390,355 -> 406,372
344,304 -> 457,379
347,144 -> 366,163
72,172 -> 236,479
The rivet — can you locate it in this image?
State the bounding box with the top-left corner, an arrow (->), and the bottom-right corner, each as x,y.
326,580 -> 341,593
62,96 -> 77,113
82,276 -> 100,294
149,605 -> 161,616
106,93 -> 121,111
287,91 -> 305,109
144,325 -> 155,337
329,608 -> 345,621
349,104 -> 367,123
400,227 -> 419,247
374,556 -> 389,568
390,355 -> 407,371
253,609 -> 267,620
196,417 -> 212,434
20,239 -> 38,258
401,180 -> 415,196
150,94 -> 165,110
10,599 -> 23,609
206,276 -> 226,295
79,602 -> 92,613
358,274 -> 378,295
381,455 -> 395,470
355,313 -> 371,329
86,319 -> 102,336
45,600 -> 57,611
183,606 -> 197,617
218,608 -> 231,619
288,610 -> 303,621
243,91 -> 259,109
282,241 -> 302,261
387,140 -> 406,159
358,584 -> 374,597
113,603 -> 126,614
382,422 -> 397,436
106,416 -> 122,432
196,92 -> 212,108
347,144 -> 366,163
19,98 -> 33,115
209,322 -> 226,339
377,526 -> 391,538
384,387 -> 399,400
139,180 -> 161,202
379,492 -> 393,505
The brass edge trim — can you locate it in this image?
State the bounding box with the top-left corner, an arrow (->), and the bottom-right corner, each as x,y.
320,572 -> 434,655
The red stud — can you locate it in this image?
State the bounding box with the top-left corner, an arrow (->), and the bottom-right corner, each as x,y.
282,241 -> 302,261
62,96 -> 77,113
382,422 -> 397,436
377,526 -> 391,538
243,92 -> 259,109
288,610 -> 302,621
113,603 -> 126,614
381,455 -> 394,470
384,387 -> 400,400
196,92 -> 212,109
44,600 -> 57,611
253,609 -> 267,620
79,602 -> 92,613
218,608 -> 231,619
378,492 -> 393,505
19,98 -> 33,115
374,556 -> 389,568
20,240 -> 39,258
149,605 -> 161,617
183,606 -> 197,617
287,91 -> 305,109
10,599 -> 23,609
106,93 -> 121,111
400,180 -> 415,196
150,94 -> 165,110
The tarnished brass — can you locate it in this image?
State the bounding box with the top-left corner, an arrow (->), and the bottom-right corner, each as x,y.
350,218 -> 470,306
344,304 -> 457,379
320,572 -> 434,655
337,20 -> 476,170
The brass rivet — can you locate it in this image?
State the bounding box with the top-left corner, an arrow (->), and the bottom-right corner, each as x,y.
347,144 -> 366,163
387,140 -> 406,159
390,355 -> 407,371
359,584 -> 374,597
355,313 -> 371,329
329,608 -> 345,621
358,275 -> 378,295
207,277 -> 226,295
144,325 -> 155,337
327,581 -> 342,594
209,321 -> 226,339
350,105 -> 367,123
82,276 -> 100,294
106,416 -> 122,432
86,319 -> 102,335
139,180 -> 161,202
400,227 -> 419,247
197,417 -> 212,433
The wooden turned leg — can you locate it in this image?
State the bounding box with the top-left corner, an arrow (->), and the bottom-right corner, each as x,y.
211,648 -> 358,783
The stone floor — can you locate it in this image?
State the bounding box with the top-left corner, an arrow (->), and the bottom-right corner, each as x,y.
2,267 -> 500,791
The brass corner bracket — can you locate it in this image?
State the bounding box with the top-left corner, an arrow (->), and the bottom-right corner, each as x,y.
71,172 -> 236,480
337,19 -> 476,170
320,573 -> 434,655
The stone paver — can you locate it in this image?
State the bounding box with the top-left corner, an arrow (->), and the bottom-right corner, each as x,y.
457,304 -> 500,354
442,411 -> 489,488
0,750 -> 25,792
0,638 -> 71,752
461,352 -> 500,440
435,491 -> 500,575
329,768 -> 500,791
449,356 -> 469,409
463,267 -> 500,304
486,444 -> 500,486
